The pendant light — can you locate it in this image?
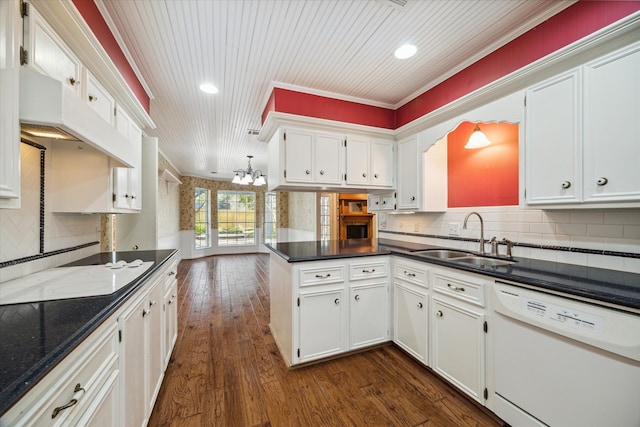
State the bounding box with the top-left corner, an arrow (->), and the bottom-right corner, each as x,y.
465,124 -> 491,149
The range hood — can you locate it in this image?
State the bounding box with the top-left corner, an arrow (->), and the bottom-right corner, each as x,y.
19,68 -> 134,167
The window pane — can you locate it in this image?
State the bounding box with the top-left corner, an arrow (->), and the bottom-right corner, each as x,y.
264,192 -> 277,244
320,195 -> 331,241
195,187 -> 211,248
218,190 -> 256,246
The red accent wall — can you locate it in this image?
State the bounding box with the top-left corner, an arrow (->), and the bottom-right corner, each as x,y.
263,88 -> 395,129
395,1 -> 640,127
447,122 -> 519,207
72,0 -> 150,113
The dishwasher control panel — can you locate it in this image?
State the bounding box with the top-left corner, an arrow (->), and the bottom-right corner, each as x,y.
524,299 -> 604,333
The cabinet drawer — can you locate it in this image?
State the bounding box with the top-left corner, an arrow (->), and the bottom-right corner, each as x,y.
349,260 -> 388,281
3,321 -> 119,425
432,272 -> 485,307
299,265 -> 345,286
393,260 -> 428,288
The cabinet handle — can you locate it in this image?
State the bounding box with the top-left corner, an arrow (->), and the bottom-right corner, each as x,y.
168,271 -> 176,276
417,302 -> 423,309
596,177 -> 608,186
305,169 -> 311,175
334,298 -> 340,305
319,170 -> 325,175
362,269 -> 375,273
561,181 -> 571,189
51,384 -> 84,419
142,308 -> 150,317
447,283 -> 465,292
374,173 -> 379,179
88,94 -> 98,102
354,294 -> 360,301
436,310 -> 443,317
68,77 -> 80,86
315,273 -> 331,279
410,196 -> 416,201
362,172 -> 367,178
403,270 -> 416,277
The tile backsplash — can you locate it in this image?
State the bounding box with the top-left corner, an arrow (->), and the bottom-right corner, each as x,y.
378,206 -> 640,273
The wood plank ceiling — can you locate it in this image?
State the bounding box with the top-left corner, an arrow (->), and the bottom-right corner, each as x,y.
98,0 -> 572,180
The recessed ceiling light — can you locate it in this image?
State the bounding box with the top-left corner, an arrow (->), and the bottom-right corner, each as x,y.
394,44 -> 416,59
199,83 -> 219,94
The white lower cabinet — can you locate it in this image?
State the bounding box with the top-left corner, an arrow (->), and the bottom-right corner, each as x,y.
0,321 -> 120,426
299,286 -> 347,362
163,263 -> 178,368
392,258 -> 429,364
119,271 -> 166,427
350,281 -> 389,349
430,267 -> 487,404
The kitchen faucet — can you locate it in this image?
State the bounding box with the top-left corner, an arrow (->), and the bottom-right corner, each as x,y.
463,211 -> 485,254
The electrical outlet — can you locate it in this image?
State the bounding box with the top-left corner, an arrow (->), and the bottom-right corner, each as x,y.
449,222 -> 460,236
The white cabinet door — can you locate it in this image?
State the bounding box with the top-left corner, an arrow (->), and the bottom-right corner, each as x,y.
315,132 -> 343,184
119,293 -> 148,427
163,280 -> 178,368
350,282 -> 389,349
371,138 -> 394,187
583,43 -> 640,203
345,135 -> 370,185
0,0 -> 21,206
113,107 -> 142,210
431,297 -> 485,403
147,280 -> 164,416
27,6 -> 82,95
393,282 -> 428,364
299,287 -> 346,362
284,128 -> 315,183
85,70 -> 116,126
525,70 -> 582,205
397,136 -> 419,209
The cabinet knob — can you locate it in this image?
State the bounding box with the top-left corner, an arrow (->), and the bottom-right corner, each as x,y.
142,308 -> 150,317
354,294 -> 360,301
319,170 -> 325,175
436,310 -> 443,317
305,169 -> 311,175
561,181 -> 571,189
417,302 -> 423,309
362,173 -> 367,178
374,173 -> 379,179
596,177 -> 608,186
68,76 -> 80,86
410,196 -> 416,201
334,298 -> 340,305
88,94 -> 98,102
150,300 -> 157,307
168,271 -> 176,276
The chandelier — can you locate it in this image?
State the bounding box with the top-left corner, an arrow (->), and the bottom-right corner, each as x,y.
232,155 -> 266,186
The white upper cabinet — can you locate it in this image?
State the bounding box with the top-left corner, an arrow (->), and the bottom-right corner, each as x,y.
525,41 -> 640,208
397,135 -> 419,209
85,69 -> 116,126
114,106 -> 142,211
525,69 -> 582,205
0,0 -> 22,207
25,5 -> 82,95
314,132 -> 344,184
346,136 -> 394,187
283,128 -> 315,183
583,43 -> 640,203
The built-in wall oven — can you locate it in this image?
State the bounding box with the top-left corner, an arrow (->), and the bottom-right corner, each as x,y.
491,281 -> 640,427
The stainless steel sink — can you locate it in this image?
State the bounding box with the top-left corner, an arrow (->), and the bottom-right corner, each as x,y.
453,256 -> 514,267
413,249 -> 473,259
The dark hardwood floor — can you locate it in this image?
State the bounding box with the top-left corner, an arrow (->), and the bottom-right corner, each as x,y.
149,254 -> 503,427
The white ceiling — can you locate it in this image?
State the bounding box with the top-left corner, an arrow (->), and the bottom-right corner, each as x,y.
98,0 -> 572,180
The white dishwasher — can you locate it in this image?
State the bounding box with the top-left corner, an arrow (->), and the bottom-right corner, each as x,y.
491,280 -> 640,427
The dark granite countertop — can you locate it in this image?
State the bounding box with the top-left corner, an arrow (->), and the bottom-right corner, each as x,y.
266,239 -> 640,312
0,249 -> 178,417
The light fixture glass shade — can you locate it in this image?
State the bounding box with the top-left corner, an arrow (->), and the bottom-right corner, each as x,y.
232,173 -> 242,184
465,124 -> 491,149
253,175 -> 266,186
